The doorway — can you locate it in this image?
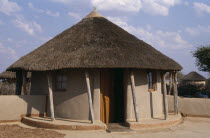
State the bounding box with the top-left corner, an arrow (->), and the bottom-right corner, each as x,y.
100,69 -> 125,124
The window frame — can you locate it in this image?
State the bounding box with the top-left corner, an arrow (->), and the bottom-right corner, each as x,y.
147,71 -> 157,92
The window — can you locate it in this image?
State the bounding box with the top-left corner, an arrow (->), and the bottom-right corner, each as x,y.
147,71 -> 157,91
55,73 -> 67,91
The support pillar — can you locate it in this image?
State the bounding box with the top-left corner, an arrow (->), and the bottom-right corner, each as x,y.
168,71 -> 173,95
173,71 -> 178,114
85,71 -> 95,124
129,69 -> 139,122
47,73 -> 55,121
161,72 -> 168,120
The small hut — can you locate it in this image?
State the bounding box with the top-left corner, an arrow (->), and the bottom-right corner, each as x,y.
181,71 -> 206,85
0,71 -> 16,95
7,10 -> 182,126
0,71 -> 16,82
0,71 -> 31,95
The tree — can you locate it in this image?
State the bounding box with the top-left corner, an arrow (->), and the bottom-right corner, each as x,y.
193,46 -> 210,72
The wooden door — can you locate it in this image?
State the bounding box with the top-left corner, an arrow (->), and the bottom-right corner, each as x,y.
100,70 -> 115,123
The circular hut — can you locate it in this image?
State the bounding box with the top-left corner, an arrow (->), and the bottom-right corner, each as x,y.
0,71 -> 31,95
0,71 -> 16,82
181,71 -> 206,85
7,10 -> 182,128
0,71 -> 16,95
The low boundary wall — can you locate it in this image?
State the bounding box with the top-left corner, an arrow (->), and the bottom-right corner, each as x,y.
168,95 -> 210,117
0,95 -> 47,122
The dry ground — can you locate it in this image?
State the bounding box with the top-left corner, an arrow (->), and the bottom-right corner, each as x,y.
0,124 -> 65,138
1,117 -> 210,138
61,117 -> 210,138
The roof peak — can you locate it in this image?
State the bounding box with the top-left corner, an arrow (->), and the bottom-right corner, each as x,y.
85,9 -> 104,19
189,71 -> 200,74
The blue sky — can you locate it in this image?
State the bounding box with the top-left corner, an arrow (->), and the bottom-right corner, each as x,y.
0,0 -> 210,77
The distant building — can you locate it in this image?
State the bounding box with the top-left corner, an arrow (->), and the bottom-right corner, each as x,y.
0,71 -> 31,82
181,71 -> 206,85
0,71 -> 16,82
0,71 -> 31,95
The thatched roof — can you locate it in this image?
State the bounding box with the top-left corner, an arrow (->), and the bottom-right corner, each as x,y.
182,71 -> 206,81
7,10 -> 182,71
0,71 -> 31,79
0,71 -> 15,79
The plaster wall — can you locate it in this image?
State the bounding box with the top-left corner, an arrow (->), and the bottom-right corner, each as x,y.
31,70 -> 100,120
0,95 -> 46,121
30,72 -> 48,95
125,69 -> 163,121
181,80 -> 206,85
194,81 -> 206,85
31,69 -> 164,121
168,96 -> 210,117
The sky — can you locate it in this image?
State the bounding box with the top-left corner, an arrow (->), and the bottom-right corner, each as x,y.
0,0 -> 210,78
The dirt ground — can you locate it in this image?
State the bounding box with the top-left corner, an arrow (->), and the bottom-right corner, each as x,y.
1,117 -> 210,138
0,124 -> 65,138
61,117 -> 210,138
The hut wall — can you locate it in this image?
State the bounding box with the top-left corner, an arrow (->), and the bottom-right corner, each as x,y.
30,70 -> 100,120
193,81 -> 206,85
125,69 -> 163,121
181,80 -> 206,86
53,70 -> 100,120
31,69 -> 163,121
30,72 -> 48,95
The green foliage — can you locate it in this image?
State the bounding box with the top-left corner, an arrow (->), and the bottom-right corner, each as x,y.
193,46 -> 210,72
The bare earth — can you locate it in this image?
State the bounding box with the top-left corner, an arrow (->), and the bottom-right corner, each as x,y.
61,117 -> 210,138
0,124 -> 65,138
1,117 -> 210,138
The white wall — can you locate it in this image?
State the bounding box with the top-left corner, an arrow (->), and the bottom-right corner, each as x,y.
168,96 -> 210,117
0,95 -> 46,121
